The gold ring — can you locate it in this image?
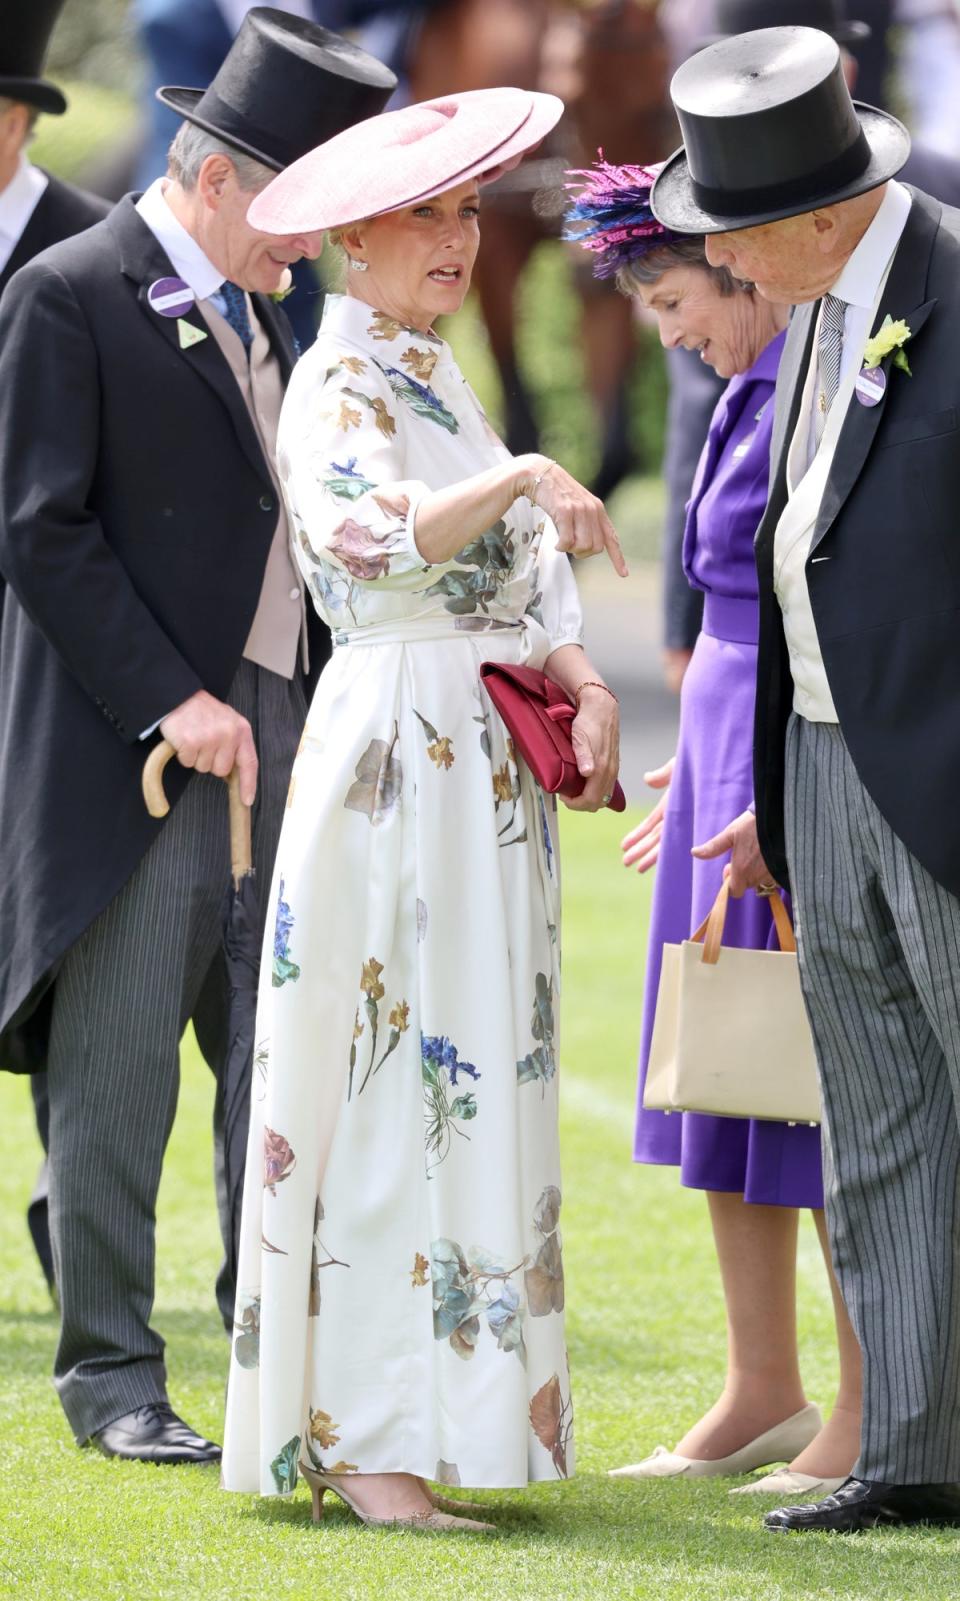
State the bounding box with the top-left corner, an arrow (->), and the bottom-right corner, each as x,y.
757,880 -> 777,896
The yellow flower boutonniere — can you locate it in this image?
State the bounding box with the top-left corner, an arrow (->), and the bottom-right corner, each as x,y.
269,267 -> 294,304
863,315 -> 913,376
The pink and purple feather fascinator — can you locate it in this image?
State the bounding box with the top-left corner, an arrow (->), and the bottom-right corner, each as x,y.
563,156 -> 683,279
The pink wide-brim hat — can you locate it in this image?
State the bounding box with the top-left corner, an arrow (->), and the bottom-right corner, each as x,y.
246,86 -> 564,234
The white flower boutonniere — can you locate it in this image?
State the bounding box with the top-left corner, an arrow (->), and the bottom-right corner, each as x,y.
863,315 -> 913,376
269,267 -> 294,304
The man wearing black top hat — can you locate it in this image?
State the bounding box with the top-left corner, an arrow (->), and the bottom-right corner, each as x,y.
654,24 -> 960,1531
0,7 -> 395,1465
658,0 -> 960,698
0,1 -> 112,1302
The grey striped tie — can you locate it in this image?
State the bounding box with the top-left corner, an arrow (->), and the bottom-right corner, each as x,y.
816,291 -> 845,443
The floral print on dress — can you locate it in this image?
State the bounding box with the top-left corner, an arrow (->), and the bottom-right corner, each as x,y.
422,1033 -> 480,1174
344,726 -> 402,826
414,709 -> 455,770
400,345 -> 438,383
321,457 -> 376,501
424,522 -> 515,616
529,1373 -> 572,1479
492,736 -> 525,849
516,973 -> 557,1091
309,1197 -> 349,1316
525,1186 -> 565,1317
264,1128 -> 296,1195
349,958 -> 410,1098
431,1238 -> 526,1364
328,517 -> 404,581
270,1435 -> 300,1495
410,1251 -> 430,1287
233,1292 -> 260,1369
303,1408 -> 359,1476
375,358 -> 459,434
272,878 -> 300,987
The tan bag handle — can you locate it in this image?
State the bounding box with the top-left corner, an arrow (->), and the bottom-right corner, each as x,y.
690,881 -> 796,965
142,738 -> 252,886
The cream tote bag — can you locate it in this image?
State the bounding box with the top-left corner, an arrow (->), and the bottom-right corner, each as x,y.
643,883 -> 822,1126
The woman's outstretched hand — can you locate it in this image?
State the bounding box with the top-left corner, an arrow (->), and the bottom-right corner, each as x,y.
519,455 -> 629,578
621,755 -> 675,872
563,684 -> 620,812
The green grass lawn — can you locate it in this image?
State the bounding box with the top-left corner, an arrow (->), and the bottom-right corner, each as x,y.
1,810 -> 958,1598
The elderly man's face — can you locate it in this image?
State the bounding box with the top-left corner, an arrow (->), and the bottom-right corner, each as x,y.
705,211 -> 835,304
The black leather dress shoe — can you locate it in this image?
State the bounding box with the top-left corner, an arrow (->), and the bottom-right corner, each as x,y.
764,1475 -> 960,1532
90,1402 -> 222,1465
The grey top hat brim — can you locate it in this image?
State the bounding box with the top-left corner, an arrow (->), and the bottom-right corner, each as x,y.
651,102 -> 910,234
156,87 -> 285,172
700,19 -> 870,46
0,76 -> 67,116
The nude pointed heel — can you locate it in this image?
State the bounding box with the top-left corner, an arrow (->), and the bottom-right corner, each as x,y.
308,1475 -> 327,1523
299,1463 -> 496,1534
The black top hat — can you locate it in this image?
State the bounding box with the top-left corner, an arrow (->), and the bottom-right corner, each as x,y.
157,6 -> 397,174
652,26 -> 909,234
0,0 -> 68,117
702,0 -> 870,47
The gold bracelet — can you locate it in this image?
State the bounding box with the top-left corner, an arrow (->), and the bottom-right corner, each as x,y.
574,680 -> 618,706
528,458 -> 556,506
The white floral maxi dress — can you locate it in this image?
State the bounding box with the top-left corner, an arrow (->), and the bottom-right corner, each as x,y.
221,294 -> 582,1496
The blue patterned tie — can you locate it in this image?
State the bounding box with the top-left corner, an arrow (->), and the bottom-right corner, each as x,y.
816,292 -> 845,443
218,280 -> 254,353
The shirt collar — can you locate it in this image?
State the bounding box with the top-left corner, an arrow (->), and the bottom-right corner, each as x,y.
134,178 -> 225,301
829,178 -> 912,310
0,155 -> 48,246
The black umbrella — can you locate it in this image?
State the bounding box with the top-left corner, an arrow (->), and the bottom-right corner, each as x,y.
143,740 -> 255,1299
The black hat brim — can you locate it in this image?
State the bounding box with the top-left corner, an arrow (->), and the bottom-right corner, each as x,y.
0,75 -> 66,115
651,103 -> 910,234
156,87 -> 285,172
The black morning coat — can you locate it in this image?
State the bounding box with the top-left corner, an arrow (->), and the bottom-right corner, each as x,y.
754,187 -> 960,898
0,195 -> 328,1070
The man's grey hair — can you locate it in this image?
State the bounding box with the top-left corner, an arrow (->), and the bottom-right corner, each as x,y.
166,121 -> 274,192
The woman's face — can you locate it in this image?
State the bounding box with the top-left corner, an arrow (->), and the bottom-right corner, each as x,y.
635,264 -> 765,379
344,181 -> 481,333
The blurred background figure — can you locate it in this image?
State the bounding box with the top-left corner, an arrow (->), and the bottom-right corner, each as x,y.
896,0 -> 960,158
0,0 -> 110,1302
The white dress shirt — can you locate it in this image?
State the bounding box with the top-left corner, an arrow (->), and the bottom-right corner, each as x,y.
135,178 -> 225,302
0,156 -> 49,275
775,180 -> 912,721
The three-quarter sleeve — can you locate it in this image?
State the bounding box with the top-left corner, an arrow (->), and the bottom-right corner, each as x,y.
277,347 -> 433,592
530,516 -> 584,653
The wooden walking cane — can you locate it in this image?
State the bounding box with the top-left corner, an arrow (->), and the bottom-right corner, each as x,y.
142,739 -> 252,886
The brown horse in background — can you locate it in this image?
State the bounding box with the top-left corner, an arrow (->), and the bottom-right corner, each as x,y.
408,0 -> 677,494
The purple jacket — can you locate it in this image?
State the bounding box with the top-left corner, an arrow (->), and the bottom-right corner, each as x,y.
682,329 -> 786,630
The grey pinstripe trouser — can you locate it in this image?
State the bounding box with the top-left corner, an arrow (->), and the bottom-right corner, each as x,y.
46,660 -> 306,1442
785,713 -> 960,1484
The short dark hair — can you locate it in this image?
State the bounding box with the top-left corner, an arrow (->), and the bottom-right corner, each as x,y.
616,235 -> 741,298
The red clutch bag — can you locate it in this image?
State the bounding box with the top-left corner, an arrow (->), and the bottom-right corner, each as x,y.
479,661 -> 626,812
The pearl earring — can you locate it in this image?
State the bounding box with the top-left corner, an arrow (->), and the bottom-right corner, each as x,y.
349,258 -> 369,273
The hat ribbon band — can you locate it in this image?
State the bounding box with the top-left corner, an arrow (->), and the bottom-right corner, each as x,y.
690,127 -> 872,220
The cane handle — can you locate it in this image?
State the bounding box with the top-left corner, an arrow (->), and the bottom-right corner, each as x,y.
142,737 -> 252,883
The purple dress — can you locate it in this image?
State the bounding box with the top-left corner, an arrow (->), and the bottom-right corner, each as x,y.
634,330 -> 823,1208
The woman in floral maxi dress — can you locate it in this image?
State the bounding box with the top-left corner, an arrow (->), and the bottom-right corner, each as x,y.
221,90 -> 624,1529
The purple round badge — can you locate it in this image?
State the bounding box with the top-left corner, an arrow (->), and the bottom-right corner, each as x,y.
855,366 -> 886,407
147,276 -> 196,318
